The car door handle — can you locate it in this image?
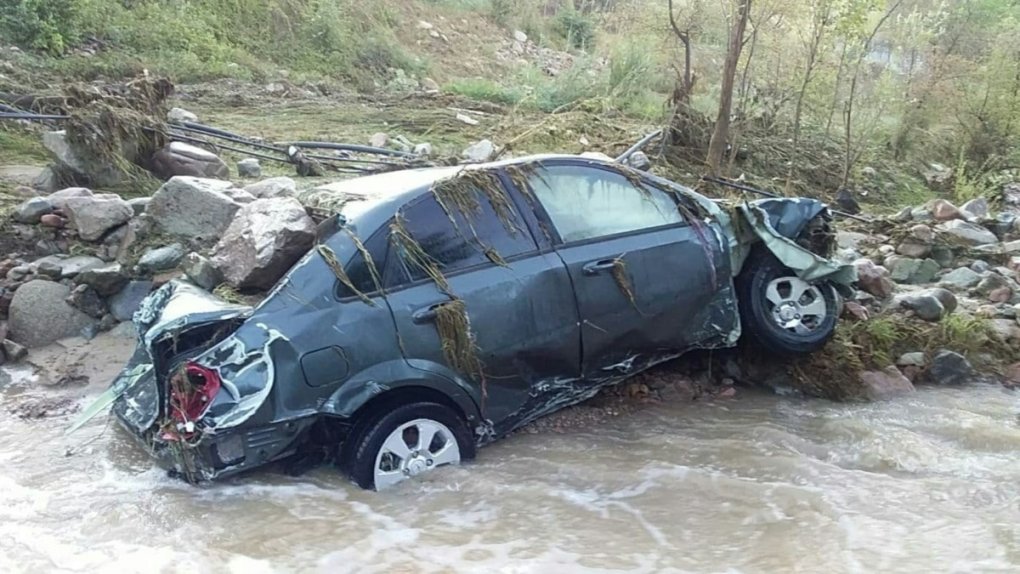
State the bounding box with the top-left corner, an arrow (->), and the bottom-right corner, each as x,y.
582,259 -> 617,276
412,304 -> 442,324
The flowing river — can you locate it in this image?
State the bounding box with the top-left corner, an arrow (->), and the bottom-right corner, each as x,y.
2,351 -> 1019,573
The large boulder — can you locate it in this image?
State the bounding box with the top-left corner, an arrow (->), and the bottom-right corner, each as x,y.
244,177 -> 297,199
211,198 -> 316,290
63,193 -> 134,241
936,220 -> 999,246
146,176 -> 244,239
8,280 -> 98,347
46,187 -> 93,210
43,130 -> 120,187
859,367 -> 915,401
75,263 -> 128,296
150,142 -> 230,179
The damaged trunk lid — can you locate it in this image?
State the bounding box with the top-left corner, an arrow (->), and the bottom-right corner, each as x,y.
69,282 -> 252,434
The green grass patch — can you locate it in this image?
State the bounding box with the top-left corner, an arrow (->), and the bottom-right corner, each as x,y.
445,78 -> 524,106
0,129 -> 49,164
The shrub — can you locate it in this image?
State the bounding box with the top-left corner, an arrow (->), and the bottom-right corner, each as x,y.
0,0 -> 82,54
554,10 -> 595,50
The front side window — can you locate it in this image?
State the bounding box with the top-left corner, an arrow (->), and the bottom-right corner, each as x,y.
528,165 -> 684,243
390,186 -> 536,286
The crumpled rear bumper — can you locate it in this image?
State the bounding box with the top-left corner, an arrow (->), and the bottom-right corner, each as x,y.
113,409 -> 319,481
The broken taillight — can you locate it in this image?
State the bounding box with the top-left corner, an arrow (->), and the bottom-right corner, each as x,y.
169,362 -> 222,423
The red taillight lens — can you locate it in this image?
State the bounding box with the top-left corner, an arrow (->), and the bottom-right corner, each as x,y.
170,362 -> 222,423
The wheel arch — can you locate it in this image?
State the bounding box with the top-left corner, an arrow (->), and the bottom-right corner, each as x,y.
320,360 -> 483,427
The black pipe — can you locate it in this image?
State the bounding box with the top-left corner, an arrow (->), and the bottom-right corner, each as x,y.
0,111 -> 69,121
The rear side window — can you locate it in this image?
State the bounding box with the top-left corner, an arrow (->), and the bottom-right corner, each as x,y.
528,165 -> 684,243
335,227 -> 388,299
390,186 -> 536,285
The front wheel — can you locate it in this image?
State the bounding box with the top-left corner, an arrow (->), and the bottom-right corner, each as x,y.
736,249 -> 838,355
344,402 -> 475,491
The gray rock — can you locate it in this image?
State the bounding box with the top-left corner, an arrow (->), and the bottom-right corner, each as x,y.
2,339 -> 28,362
369,132 -> 389,148
8,280 -> 98,347
940,267 -> 983,290
31,255 -> 106,279
31,166 -> 58,193
46,187 -> 93,210
14,197 -> 53,224
66,284 -> 106,319
930,244 -> 955,268
926,287 -> 958,314
151,142 -> 230,179
975,273 -> 1010,297
75,263 -> 127,296
854,258 -> 895,298
127,197 -> 150,215
837,231 -> 870,250
627,151 -> 651,170
43,130 -> 120,187
859,366 -> 915,401
897,352 -> 926,367
895,238 -> 931,258
513,29 -> 529,42
167,107 -> 198,123
885,256 -> 940,284
138,243 -> 186,273
237,158 -> 262,178
960,197 -> 989,219
244,177 -> 297,199
109,281 -> 153,322
222,188 -> 257,204
181,252 -> 223,290
210,198 -> 316,290
413,142 -> 434,157
892,207 -> 913,222
927,350 -> 975,385
988,212 -> 1016,240
146,176 -> 243,239
392,135 -> 413,153
936,220 -> 999,246
461,139 -> 496,162
0,165 -> 47,188
63,193 -> 134,241
971,260 -> 991,273
899,292 -> 946,322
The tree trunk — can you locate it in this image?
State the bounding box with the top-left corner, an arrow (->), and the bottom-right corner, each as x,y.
825,42 -> 849,138
706,0 -> 752,175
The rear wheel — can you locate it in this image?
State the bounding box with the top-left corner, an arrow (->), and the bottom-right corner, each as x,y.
736,249 -> 838,355
344,402 -> 475,491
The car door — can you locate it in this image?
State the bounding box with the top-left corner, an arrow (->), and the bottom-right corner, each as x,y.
525,161 -> 726,380
383,181 -> 581,431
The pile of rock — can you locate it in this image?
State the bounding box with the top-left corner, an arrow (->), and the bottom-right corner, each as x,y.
827,192 -> 1020,397
0,174 -> 316,360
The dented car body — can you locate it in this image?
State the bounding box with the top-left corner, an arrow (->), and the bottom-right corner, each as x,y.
74,155 -> 855,488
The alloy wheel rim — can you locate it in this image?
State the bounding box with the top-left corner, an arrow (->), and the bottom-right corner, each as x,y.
763,276 -> 828,335
374,418 -> 460,490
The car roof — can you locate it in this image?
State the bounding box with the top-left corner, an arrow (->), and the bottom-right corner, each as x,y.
315,154 -> 609,226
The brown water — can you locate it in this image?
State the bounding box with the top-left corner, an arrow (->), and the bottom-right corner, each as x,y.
2,360 -> 1020,573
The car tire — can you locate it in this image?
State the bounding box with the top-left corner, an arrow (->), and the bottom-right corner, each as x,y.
344,402 -> 475,491
736,248 -> 838,355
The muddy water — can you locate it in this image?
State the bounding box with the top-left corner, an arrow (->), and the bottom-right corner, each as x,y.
2,361 -> 1019,573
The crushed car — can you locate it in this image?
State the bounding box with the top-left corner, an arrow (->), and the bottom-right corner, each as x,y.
71,154 -> 855,490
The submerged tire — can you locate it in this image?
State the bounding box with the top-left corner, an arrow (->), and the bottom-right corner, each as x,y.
736,248 -> 838,355
344,402 -> 475,491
